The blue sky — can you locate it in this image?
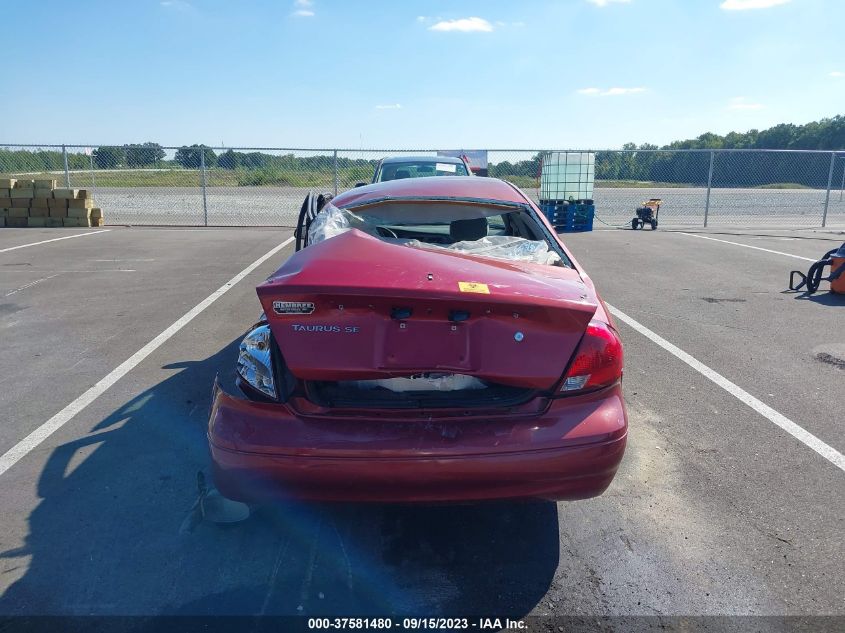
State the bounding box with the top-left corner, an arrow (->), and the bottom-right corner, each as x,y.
1,0 -> 843,149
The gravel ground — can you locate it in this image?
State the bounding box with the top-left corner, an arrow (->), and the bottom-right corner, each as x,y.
94,186 -> 845,228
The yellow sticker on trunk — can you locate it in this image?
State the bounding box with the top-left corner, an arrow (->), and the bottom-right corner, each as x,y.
458,281 -> 490,294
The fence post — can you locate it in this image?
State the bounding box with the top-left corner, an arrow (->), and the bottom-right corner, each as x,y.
839,155 -> 844,202
822,151 -> 835,228
62,145 -> 70,187
200,149 -> 208,227
89,150 -> 95,194
703,150 -> 715,227
333,150 -> 339,196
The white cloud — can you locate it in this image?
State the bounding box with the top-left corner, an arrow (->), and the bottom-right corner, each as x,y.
375,104 -> 402,110
830,71 -> 844,78
160,0 -> 193,10
429,17 -> 494,32
417,16 -> 428,22
720,0 -> 790,10
727,96 -> 764,110
577,86 -> 646,96
291,0 -> 314,17
586,0 -> 631,7
603,87 -> 646,96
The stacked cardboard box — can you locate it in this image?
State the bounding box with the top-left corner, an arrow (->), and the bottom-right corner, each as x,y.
0,178 -> 104,228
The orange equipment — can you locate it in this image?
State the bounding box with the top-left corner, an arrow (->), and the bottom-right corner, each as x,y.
833,247 -> 845,294
789,243 -> 845,294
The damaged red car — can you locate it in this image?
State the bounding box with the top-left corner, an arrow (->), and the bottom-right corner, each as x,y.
208,176 -> 627,503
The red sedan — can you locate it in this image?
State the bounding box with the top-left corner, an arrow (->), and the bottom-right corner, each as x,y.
208,176 -> 627,503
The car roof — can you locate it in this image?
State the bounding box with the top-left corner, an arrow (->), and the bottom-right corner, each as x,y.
332,176 -> 530,208
379,155 -> 465,165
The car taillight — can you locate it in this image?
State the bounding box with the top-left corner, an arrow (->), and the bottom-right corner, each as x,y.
560,320 -> 623,392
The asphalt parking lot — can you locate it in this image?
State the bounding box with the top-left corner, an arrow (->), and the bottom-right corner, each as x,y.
0,225 -> 842,625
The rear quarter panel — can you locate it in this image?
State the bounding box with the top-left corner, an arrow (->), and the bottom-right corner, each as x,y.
504,181 -> 612,326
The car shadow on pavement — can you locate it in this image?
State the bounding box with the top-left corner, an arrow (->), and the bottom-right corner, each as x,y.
0,338 -> 559,618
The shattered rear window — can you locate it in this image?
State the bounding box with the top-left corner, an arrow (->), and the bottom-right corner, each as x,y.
307,200 -> 571,268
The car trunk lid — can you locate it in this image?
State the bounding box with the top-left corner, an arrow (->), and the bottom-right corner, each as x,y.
257,230 -> 597,390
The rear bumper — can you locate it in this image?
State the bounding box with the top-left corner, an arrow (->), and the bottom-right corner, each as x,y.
207,383 -> 627,504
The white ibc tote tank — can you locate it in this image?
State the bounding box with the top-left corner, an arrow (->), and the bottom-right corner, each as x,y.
539,152 -> 595,201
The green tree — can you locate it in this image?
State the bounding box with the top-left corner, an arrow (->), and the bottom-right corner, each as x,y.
618,142 -> 638,180
754,123 -> 796,150
217,149 -> 243,169
124,142 -> 165,167
241,152 -> 272,169
93,146 -> 126,169
175,145 -> 217,169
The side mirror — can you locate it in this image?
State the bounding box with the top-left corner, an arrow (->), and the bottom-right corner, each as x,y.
354,182 -> 367,188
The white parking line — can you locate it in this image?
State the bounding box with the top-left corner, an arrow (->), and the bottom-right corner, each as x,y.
0,230 -> 110,254
607,303 -> 845,474
1,269 -> 136,274
0,236 -> 295,478
5,273 -> 62,296
678,232 -> 816,262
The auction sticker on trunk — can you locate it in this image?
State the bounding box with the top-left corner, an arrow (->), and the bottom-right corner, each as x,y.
272,301 -> 315,315
458,281 -> 490,294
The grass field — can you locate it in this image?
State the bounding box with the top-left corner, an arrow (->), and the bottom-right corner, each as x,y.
1,169 -> 829,193
1,169 -> 342,189
1,169 -> 221,188
755,182 -> 813,189
596,179 -> 697,188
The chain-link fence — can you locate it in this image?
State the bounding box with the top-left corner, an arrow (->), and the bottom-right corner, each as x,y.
1,144 -> 843,228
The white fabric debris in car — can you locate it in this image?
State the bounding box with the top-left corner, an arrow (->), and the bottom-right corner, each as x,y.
404,235 -> 561,266
343,374 -> 488,392
308,203 -> 561,266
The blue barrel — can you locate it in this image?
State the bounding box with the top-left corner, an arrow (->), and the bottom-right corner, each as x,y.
541,199 -> 593,232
